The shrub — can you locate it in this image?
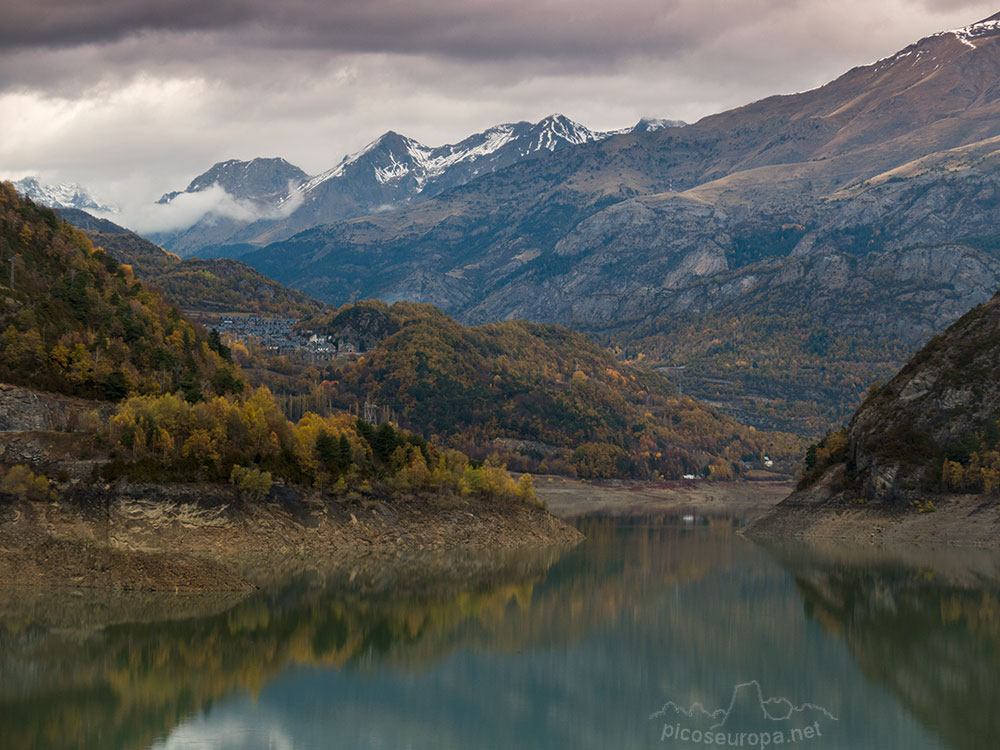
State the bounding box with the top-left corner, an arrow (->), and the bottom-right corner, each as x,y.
515,473 -> 540,506
1,464 -> 55,500
229,465 -> 273,500
798,427 -> 849,489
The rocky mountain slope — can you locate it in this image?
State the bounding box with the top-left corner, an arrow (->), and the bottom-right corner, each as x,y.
158,157 -> 307,203
148,158 -> 310,257
848,291 -> 1000,504
237,14 -> 1000,433
747,290 -> 1000,545
150,114 -> 683,255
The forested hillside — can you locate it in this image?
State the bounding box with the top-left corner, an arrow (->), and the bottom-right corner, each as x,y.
56,209 -> 324,318
291,301 -> 803,478
0,183 -> 240,401
0,185 -> 536,506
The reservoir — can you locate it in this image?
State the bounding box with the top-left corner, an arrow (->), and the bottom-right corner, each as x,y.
1,513 -> 997,749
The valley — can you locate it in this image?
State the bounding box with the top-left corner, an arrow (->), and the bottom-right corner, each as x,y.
149,15 -> 1000,434
8,6 -> 1000,750
39,16 -> 1000,435
3,9 -> 1000,581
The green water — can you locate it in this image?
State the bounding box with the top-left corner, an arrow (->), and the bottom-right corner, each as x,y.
2,516 -> 999,749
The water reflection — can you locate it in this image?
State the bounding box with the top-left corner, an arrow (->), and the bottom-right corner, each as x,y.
0,546 -> 568,750
765,541 -> 1000,750
0,518 -> 998,749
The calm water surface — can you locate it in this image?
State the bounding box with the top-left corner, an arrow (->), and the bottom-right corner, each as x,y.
2,515 -> 999,750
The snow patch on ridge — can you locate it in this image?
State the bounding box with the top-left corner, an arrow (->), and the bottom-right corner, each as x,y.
12,177 -> 115,213
294,114 -> 683,200
944,17 -> 1000,46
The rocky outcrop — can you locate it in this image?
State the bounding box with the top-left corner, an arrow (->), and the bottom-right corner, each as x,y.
847,292 -> 1000,504
748,291 -> 1000,545
0,384 -> 113,433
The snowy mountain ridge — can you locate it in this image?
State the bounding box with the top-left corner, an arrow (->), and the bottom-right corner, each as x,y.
13,113 -> 683,256
943,12 -> 1000,43
12,177 -> 114,213
285,113 -> 682,206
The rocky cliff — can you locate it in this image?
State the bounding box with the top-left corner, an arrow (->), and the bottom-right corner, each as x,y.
0,384 -> 113,433
848,291 -> 1000,504
747,291 -> 1000,545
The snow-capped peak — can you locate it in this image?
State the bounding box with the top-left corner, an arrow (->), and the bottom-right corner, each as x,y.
298,113 -> 682,200
632,117 -> 686,133
299,132 -> 420,192
12,177 -> 115,213
250,114 -> 687,214
867,13 -> 1000,72
945,13 -> 1000,44
532,113 -> 598,149
297,116 -> 596,196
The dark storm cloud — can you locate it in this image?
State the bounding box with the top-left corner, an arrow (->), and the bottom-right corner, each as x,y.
4,0 -> 997,94
2,1 -> 249,48
2,0 -> 777,60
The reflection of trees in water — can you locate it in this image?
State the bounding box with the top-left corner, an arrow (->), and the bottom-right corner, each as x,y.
0,546 -> 559,750
783,549 -> 1000,750
10,528 -> 994,750
0,520 -> 746,750
378,518 -> 748,665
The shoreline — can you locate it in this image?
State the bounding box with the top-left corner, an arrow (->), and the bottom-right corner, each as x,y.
0,474 -> 801,592
533,475 -> 793,520
0,483 -> 582,591
745,467 -> 1000,548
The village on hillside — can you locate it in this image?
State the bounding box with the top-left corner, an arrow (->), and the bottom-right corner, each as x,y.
192,313 -> 363,361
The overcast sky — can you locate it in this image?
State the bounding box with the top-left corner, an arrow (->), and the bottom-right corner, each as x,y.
0,0 -> 995,221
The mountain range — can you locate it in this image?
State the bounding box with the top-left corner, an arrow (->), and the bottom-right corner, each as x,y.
20,14 -> 1000,437
240,15 -> 1000,310
149,114 -> 684,256
222,13 -> 1000,433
